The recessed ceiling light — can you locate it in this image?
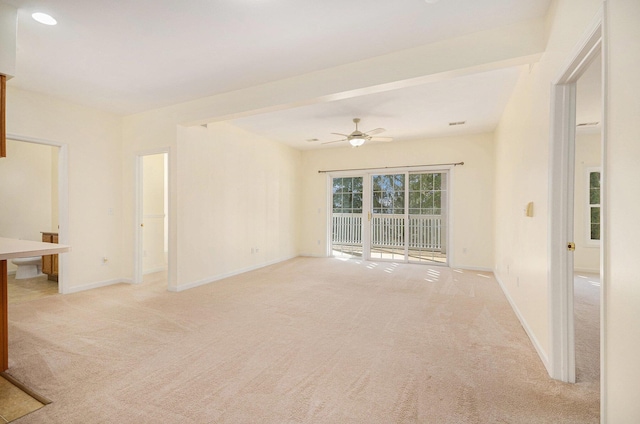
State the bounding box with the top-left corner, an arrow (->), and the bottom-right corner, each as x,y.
449,121 -> 466,126
32,12 -> 57,26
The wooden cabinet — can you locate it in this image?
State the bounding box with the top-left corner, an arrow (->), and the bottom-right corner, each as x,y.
41,232 -> 59,281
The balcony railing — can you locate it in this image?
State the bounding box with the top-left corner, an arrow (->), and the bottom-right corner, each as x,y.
332,213 -> 444,251
332,213 -> 363,246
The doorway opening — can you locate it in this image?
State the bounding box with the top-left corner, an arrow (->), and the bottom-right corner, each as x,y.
573,51 -> 602,387
134,150 -> 170,287
548,9 -> 604,387
1,135 -> 68,297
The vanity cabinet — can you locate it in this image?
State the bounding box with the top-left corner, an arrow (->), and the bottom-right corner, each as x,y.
41,232 -> 59,281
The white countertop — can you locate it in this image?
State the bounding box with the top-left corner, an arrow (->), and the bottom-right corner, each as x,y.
0,237 -> 71,260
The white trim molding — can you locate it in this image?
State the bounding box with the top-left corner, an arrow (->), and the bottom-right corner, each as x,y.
64,278 -> 130,294
547,6 -> 604,384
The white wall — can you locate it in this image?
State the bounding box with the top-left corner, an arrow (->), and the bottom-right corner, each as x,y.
604,0 -> 640,420
574,131 -> 601,273
122,105 -> 301,291
142,153 -> 167,274
0,139 -> 55,272
6,87 -> 124,292
175,123 -> 301,289
300,133 -> 494,270
493,0 -> 602,366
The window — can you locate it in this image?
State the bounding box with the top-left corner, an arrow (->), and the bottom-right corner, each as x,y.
332,177 -> 363,214
372,174 -> 405,214
587,169 -> 601,242
408,172 -> 445,216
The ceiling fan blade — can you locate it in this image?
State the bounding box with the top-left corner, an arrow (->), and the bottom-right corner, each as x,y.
331,132 -> 350,137
321,139 -> 347,145
364,128 -> 385,136
370,137 -> 393,142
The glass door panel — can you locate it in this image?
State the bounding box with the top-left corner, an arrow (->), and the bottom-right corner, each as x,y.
408,172 -> 447,264
331,176 -> 363,258
370,174 -> 406,260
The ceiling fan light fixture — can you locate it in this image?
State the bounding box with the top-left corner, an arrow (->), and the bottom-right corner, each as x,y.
323,118 -> 392,147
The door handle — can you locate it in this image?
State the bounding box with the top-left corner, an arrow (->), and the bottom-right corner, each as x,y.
567,242 -> 575,251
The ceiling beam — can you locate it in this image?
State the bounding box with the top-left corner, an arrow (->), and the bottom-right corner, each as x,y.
163,18 -> 546,127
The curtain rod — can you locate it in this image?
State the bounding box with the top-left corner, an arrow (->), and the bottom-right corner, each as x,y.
317,161 -> 464,174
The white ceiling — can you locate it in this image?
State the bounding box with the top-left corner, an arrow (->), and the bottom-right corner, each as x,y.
4,0 -> 558,150
229,66 -> 524,150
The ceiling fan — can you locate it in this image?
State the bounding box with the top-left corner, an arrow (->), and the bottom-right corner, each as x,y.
322,118 -> 393,147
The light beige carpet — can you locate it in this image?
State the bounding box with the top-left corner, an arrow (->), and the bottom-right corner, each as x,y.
7,257 -> 599,423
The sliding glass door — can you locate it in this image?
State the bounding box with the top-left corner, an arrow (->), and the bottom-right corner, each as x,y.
330,169 -> 448,265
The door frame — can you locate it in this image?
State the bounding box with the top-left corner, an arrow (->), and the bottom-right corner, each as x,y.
548,6 -> 605,387
6,133 -> 69,293
326,164 -> 453,265
134,148 -> 172,288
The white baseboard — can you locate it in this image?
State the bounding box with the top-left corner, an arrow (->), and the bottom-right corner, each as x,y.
573,267 -> 599,275
452,265 -> 493,272
173,255 -> 297,292
143,266 -> 167,275
299,253 -> 329,258
64,278 -> 131,294
493,270 -> 551,375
